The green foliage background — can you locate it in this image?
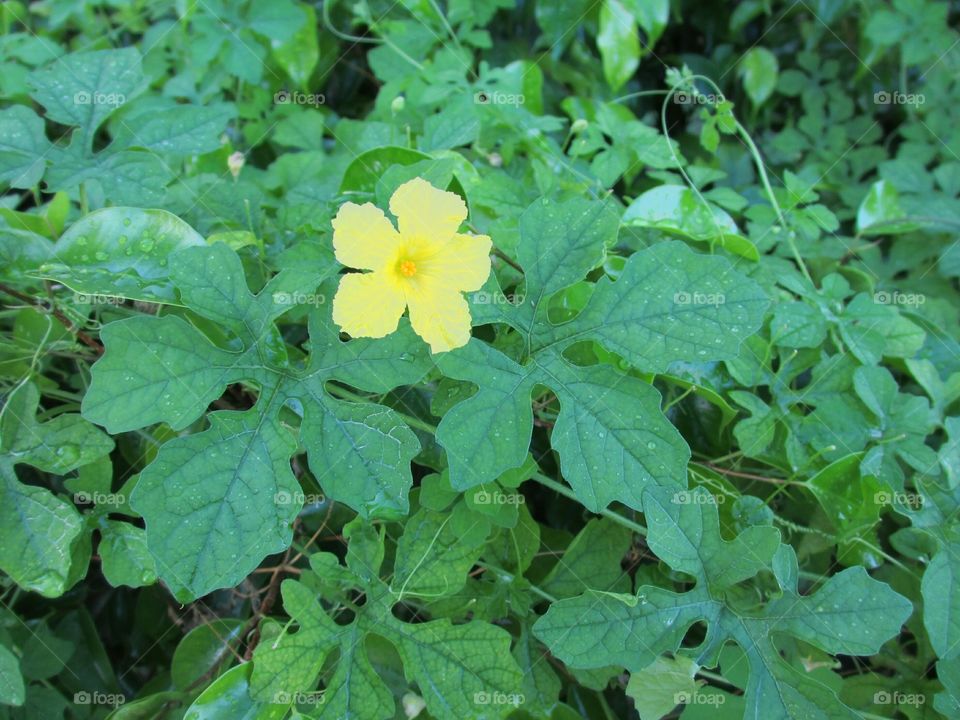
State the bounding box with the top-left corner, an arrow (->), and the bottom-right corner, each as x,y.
0,0 -> 959,718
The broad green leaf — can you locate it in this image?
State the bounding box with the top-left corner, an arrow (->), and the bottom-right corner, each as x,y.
770,301 -> 827,348
184,663 -> 286,720
172,620 -> 245,691
28,48 -> 144,151
393,506 -> 490,598
540,518 -> 632,598
34,207 -> 206,304
535,487 -> 912,719
0,458 -> 83,598
340,146 -> 432,195
626,655 -> 699,720
251,524 -> 523,720
116,104 -> 235,155
1,382 -> 113,473
623,185 -> 759,260
131,409 -> 300,602
856,180 -> 920,236
0,382 -> 110,597
738,47 -> 779,106
84,241 -> 430,599
0,106 -> 50,188
0,644 -> 24,707
598,0 -> 640,91
440,220 -> 766,512
517,196 -> 617,297
98,520 -> 157,588
902,480 -> 960,661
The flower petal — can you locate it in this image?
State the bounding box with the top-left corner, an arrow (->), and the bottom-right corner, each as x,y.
389,178 -> 467,242
419,233 -> 492,293
332,272 -> 406,339
332,202 -> 402,271
406,286 -> 472,353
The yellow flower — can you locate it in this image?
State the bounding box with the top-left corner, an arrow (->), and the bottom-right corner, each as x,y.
331,178 -> 492,353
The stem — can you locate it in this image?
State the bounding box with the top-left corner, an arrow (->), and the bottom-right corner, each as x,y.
476,561 -> 557,602
533,472 -> 647,537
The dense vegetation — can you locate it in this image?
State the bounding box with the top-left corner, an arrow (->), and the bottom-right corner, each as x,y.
1,0 -> 959,718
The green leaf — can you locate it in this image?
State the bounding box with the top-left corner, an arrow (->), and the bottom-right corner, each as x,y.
535,487 -> 912,719
2,381 -> 113,474
440,222 -> 766,512
738,48 -> 779,106
623,185 -> 759,260
33,207 -> 206,304
184,663 -> 286,720
98,520 -> 157,588
0,106 -> 50,188
0,458 -> 83,598
856,180 -> 920,235
28,48 -> 144,151
540,518 -> 632,598
0,644 -> 25,707
171,619 -> 245,691
598,0 -> 640,91
625,655 -> 699,720
251,524 -> 523,720
84,241 -> 429,599
131,409 -> 300,602
116,104 -> 236,155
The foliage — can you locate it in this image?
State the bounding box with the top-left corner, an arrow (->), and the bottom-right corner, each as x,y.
0,0 -> 958,718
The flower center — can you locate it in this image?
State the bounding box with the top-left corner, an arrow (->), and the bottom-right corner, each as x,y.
399,259 -> 417,277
